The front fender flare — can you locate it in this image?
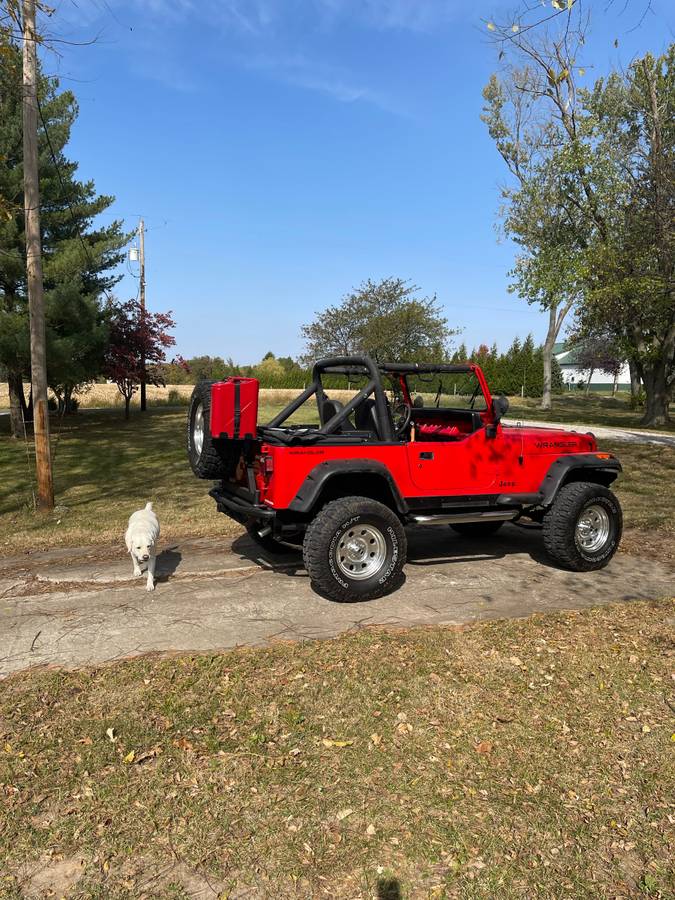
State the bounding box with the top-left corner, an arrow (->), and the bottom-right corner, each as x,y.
539,453 -> 622,507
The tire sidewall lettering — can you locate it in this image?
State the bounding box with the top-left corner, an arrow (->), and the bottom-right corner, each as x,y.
329,515 -> 397,590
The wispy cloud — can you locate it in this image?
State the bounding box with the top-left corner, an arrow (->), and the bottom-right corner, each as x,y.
128,0 -> 464,34
82,0 -> 451,111
241,51 -> 409,115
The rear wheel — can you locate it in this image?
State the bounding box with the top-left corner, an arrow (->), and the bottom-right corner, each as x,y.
303,497 -> 406,602
450,521 -> 504,537
543,482 -> 622,571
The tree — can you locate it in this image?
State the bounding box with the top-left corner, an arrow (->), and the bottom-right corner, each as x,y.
301,277 -> 456,364
255,355 -> 285,379
0,38 -> 127,436
103,300 -> 176,419
482,51 -> 591,410
45,284 -> 109,413
572,49 -> 675,424
573,337 -> 624,395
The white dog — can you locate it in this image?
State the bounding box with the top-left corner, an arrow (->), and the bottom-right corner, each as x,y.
125,502 -> 160,592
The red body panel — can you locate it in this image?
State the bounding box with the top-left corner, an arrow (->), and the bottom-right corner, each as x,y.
208,364 -> 600,509
210,378 -> 259,440
256,424 -> 597,508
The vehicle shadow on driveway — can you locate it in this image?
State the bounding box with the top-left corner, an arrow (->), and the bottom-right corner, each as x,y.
405,523 -> 553,569
229,533 -> 407,602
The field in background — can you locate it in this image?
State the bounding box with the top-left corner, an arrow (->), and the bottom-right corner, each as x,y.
2,383 -> 672,432
1,598 -> 673,897
0,406 -> 673,556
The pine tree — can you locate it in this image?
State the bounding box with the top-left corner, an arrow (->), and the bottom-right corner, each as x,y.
0,40 -> 127,435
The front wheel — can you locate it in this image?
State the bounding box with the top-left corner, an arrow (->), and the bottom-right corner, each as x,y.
303,497 -> 407,602
543,482 -> 622,571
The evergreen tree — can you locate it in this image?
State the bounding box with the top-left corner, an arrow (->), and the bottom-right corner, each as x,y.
0,39 -> 127,435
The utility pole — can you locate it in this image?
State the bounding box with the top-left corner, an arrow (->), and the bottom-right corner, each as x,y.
22,0 -> 54,510
139,217 -> 147,411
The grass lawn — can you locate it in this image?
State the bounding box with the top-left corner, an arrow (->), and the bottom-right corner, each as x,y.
1,598 -> 673,897
0,406 -> 673,556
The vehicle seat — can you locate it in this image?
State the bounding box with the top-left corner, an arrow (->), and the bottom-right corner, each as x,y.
321,398 -> 355,432
355,398 -> 385,438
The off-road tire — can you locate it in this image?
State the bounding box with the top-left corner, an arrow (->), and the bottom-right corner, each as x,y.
543,481 -> 622,572
246,523 -> 301,555
187,381 -> 224,479
303,496 -> 406,602
450,521 -> 504,537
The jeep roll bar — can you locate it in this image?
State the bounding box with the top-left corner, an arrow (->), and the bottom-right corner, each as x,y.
266,355 -> 396,442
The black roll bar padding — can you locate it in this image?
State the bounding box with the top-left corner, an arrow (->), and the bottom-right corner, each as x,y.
267,380 -> 319,427
313,355 -> 394,441
268,355 -> 395,442
319,378 -> 377,435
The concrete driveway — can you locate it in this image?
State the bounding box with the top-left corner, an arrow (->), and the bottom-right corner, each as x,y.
1,527 -> 672,678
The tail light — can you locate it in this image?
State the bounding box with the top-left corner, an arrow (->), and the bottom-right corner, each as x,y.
260,454 -> 274,476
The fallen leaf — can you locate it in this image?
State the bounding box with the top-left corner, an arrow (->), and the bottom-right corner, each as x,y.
106,728 -> 115,743
123,750 -> 135,764
336,808 -> 353,821
366,824 -> 376,836
475,741 -> 494,755
322,739 -> 353,749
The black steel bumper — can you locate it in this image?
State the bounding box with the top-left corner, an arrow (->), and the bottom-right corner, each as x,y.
209,484 -> 275,525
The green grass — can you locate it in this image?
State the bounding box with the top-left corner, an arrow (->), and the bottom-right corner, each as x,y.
506,392 -> 675,432
1,599 -> 673,898
0,405 -> 672,555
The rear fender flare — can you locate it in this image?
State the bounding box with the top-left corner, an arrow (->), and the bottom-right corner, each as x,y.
540,454 -> 622,507
287,459 -> 408,516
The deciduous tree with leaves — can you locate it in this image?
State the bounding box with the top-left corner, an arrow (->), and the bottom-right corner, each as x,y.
103,300 -> 176,419
301,277 -> 456,364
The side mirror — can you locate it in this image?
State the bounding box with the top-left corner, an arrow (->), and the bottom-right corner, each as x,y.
492,394 -> 509,423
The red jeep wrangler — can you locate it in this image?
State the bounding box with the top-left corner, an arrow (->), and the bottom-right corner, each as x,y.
187,356 -> 622,602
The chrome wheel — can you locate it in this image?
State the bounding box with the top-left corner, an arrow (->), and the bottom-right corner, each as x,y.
575,504 -> 611,553
193,403 -> 204,456
336,524 -> 386,580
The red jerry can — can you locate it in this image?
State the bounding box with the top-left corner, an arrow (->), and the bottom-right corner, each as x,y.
210,377 -> 259,439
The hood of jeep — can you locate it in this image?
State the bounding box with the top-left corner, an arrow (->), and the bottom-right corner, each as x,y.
501,423 -> 597,453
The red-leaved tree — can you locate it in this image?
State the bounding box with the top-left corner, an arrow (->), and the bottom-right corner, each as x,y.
103,300 -> 177,418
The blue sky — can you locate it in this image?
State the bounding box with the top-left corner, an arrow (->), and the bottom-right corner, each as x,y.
44,0 -> 674,362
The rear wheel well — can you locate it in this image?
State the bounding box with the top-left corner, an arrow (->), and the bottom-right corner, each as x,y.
311,473 -> 402,515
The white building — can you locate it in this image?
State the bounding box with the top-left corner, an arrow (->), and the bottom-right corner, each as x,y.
554,342 -> 631,392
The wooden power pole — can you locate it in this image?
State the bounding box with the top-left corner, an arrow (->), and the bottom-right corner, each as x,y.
22,0 -> 54,510
139,217 -> 147,411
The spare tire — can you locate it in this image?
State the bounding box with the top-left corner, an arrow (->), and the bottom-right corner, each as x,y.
187,381 -> 225,479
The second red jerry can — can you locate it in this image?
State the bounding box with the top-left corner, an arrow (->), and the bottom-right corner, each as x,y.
210,377 -> 259,439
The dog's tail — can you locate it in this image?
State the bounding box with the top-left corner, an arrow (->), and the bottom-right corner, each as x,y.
145,501 -> 153,511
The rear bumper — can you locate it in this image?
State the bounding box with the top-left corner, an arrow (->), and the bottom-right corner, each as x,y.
209,484 -> 275,525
